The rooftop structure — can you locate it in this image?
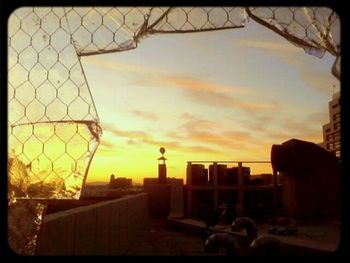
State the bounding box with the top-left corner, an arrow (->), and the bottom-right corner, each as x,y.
185,161 -> 280,220
109,175 -> 132,189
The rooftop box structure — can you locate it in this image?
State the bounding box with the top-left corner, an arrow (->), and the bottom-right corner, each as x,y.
271,139 -> 340,222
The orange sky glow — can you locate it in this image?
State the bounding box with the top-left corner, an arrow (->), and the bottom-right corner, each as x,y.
79,20 -> 339,184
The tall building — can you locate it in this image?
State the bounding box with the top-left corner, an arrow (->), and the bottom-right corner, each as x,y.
321,91 -> 341,157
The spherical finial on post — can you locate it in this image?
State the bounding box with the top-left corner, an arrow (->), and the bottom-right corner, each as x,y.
158,147 -> 167,184
158,147 -> 167,164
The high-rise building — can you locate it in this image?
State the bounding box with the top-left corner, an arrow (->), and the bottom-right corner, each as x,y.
321,91 -> 341,157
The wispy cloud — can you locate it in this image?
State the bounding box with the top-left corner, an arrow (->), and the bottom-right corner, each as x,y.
100,122 -> 218,154
128,70 -> 279,116
236,40 -> 299,54
82,56 -> 159,74
101,122 -> 152,140
282,117 -> 322,136
235,39 -> 339,94
298,64 -> 338,94
97,138 -> 121,156
163,76 -> 250,94
167,114 -> 266,151
99,139 -> 115,148
127,139 -> 138,145
161,75 -> 278,112
305,111 -> 329,124
177,113 -> 224,131
84,56 -> 279,114
185,88 -> 278,113
225,108 -> 326,145
141,137 -> 219,154
256,113 -> 325,144
132,110 -> 158,121
195,130 -> 264,150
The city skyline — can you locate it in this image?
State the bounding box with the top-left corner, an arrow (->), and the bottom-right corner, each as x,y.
82,18 -> 339,184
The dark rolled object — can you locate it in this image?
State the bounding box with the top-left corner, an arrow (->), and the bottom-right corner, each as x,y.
231,217 -> 257,235
204,233 -> 242,256
271,144 -> 290,172
271,139 -> 339,173
248,235 -> 287,256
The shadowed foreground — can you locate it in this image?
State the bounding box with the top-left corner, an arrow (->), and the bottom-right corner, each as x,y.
124,218 -> 220,256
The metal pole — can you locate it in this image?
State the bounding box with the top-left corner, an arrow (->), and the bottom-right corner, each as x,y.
186,162 -> 193,217
237,162 -> 244,216
273,168 -> 279,212
213,162 -> 218,211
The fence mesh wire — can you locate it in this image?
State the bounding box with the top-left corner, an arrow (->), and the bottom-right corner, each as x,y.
7,6 -> 340,255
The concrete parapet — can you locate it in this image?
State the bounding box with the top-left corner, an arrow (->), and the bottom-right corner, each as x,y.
36,193 -> 148,255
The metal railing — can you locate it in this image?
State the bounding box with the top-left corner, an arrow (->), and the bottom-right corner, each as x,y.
185,161 -> 281,217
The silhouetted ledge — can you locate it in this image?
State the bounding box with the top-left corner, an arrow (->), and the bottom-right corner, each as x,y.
44,197 -> 121,215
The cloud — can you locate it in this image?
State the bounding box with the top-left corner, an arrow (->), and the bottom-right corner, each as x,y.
234,39 -> 339,94
132,110 -> 158,121
97,138 -> 120,156
227,117 -> 272,136
185,88 -> 278,114
177,113 -> 224,131
282,117 -> 323,137
85,56 -> 279,114
305,111 -> 329,124
261,111 -> 324,142
140,135 -> 219,154
99,139 -> 114,148
159,75 -> 279,113
82,56 -> 156,74
168,114 -> 266,152
236,39 -> 299,55
101,122 -> 151,140
223,131 -> 255,141
282,108 -> 329,136
127,139 -> 137,145
99,121 -> 219,154
82,56 -> 178,90
257,114 -> 324,144
163,76 -> 250,94
298,64 -> 338,94
184,129 -> 264,150
127,72 -> 279,115
85,57 -> 276,114
223,109 -> 326,146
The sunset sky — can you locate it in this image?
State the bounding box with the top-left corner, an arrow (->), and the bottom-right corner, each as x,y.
81,20 -> 339,184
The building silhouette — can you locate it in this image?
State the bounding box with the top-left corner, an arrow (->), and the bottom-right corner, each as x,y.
143,147 -> 184,218
186,164 -> 207,185
271,138 -> 340,222
109,174 -> 132,189
321,91 -> 340,157
185,161 -> 277,220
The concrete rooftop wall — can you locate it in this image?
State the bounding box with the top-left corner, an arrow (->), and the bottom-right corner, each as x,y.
36,193 -> 149,255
